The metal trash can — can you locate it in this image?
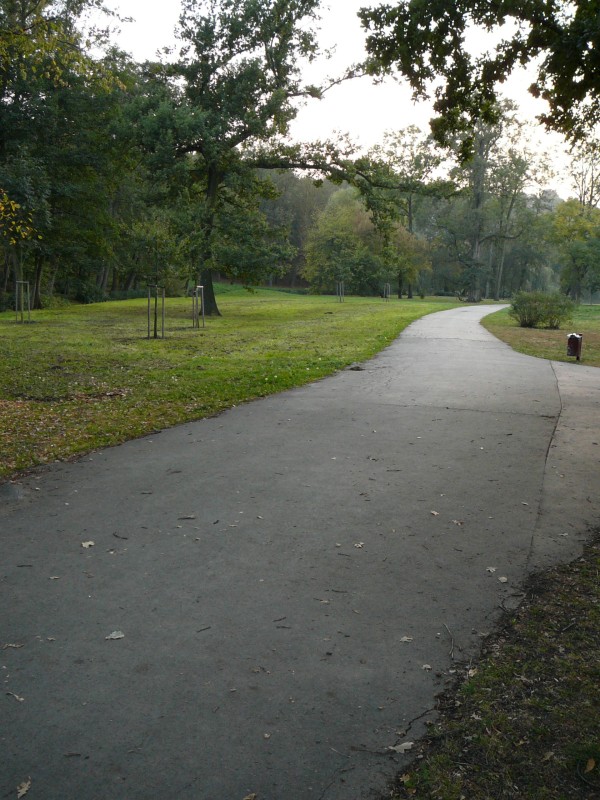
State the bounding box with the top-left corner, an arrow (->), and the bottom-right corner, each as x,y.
567,333 -> 583,361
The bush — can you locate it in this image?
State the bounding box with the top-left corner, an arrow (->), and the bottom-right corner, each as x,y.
40,294 -> 71,310
0,292 -> 15,313
509,292 -> 575,329
73,280 -> 107,304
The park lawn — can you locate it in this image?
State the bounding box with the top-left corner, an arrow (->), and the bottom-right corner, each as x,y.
0,288 -> 458,479
482,304 -> 600,367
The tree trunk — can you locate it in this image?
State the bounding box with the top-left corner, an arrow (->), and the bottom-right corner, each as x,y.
407,283 -> 413,299
494,240 -> 507,301
1,253 -> 9,294
197,164 -> 223,316
32,253 -> 43,309
397,272 -> 403,298
199,269 -> 220,316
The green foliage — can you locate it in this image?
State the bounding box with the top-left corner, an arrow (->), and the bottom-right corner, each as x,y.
509,292 -> 575,329
360,1 -> 600,151
303,187 -> 385,294
550,199 -> 600,300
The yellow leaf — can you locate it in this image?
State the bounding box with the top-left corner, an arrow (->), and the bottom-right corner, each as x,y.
585,758 -> 596,773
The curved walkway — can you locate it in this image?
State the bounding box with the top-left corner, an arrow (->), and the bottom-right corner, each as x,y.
2,306 -> 599,800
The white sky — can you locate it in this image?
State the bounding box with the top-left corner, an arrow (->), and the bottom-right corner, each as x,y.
103,0 -> 573,196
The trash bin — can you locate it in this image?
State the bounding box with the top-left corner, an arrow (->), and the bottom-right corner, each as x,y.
567,333 -> 583,361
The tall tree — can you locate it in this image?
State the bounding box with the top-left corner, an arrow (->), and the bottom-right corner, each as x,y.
157,0 -> 324,315
0,0 -> 124,305
364,127 -> 443,296
551,199 -> 600,300
303,186 -> 385,295
569,138 -> 600,209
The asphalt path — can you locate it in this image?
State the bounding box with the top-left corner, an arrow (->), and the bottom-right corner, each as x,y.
2,305 -> 599,800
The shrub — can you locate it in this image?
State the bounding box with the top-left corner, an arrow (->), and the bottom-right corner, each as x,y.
73,280 -> 107,304
40,294 -> 71,310
0,292 -> 15,313
509,292 -> 575,329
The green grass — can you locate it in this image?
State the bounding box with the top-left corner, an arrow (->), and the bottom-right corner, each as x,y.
0,287 -> 458,479
482,304 -> 600,367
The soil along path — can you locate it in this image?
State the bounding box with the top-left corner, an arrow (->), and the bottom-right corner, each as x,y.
1,306 -> 598,800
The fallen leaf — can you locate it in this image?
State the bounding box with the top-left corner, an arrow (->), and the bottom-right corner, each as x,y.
430,511 -> 439,516
2,643 -> 24,650
422,664 -> 432,671
498,577 -> 508,583
452,520 -> 464,526
81,541 -> 95,549
178,515 -> 196,520
263,733 -> 271,739
389,741 -> 414,754
486,567 -> 496,573
243,794 -> 257,800
354,542 -> 364,548
400,636 -> 413,643
105,631 -> 125,640
6,692 -> 24,702
585,758 -> 596,773
17,779 -> 31,798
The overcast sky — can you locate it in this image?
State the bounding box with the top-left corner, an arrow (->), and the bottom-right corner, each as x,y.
102,0 -> 572,195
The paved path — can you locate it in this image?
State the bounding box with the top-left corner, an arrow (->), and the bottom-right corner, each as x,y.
2,306 -> 599,800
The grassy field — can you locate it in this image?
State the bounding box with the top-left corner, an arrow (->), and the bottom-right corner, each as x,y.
0,287 -> 458,479
482,303 -> 600,367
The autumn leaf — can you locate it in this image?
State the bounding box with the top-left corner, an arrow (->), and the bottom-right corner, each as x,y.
389,741 -> 414,753
585,758 -> 596,773
17,778 -> 31,798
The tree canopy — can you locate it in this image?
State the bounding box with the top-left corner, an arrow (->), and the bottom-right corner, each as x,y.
359,1 -> 600,152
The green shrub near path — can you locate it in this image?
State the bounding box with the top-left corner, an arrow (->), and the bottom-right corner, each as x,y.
509,292 -> 575,329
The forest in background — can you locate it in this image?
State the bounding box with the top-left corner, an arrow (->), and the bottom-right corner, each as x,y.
1,0 -> 600,316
